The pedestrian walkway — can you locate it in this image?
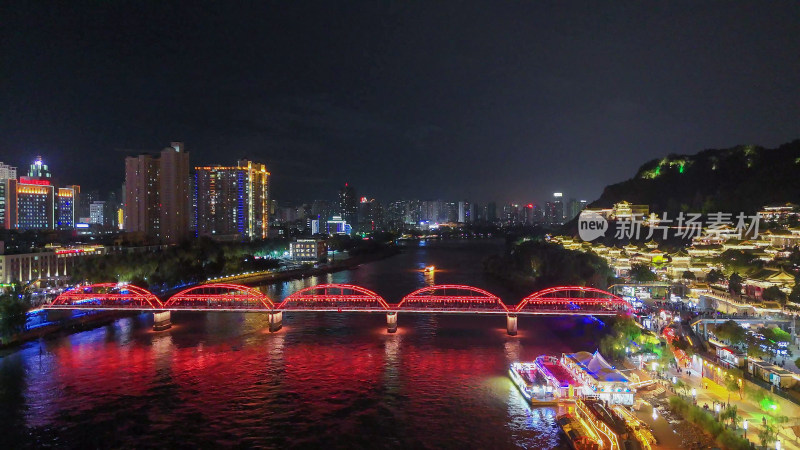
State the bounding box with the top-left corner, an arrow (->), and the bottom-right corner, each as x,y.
668,366 -> 800,449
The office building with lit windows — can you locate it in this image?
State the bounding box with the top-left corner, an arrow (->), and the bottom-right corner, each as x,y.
9,179 -> 55,230
194,160 -> 270,240
56,187 -> 76,229
0,163 -> 15,230
290,239 -> 327,262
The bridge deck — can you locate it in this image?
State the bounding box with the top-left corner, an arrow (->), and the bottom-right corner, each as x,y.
43,305 -> 621,315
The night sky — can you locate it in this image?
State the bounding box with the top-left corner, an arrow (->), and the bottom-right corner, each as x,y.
2,2 -> 799,205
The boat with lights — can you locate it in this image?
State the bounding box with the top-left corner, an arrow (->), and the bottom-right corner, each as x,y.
509,355 -> 579,405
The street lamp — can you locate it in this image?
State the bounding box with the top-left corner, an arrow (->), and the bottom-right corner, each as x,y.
672,376 -> 677,384
743,419 -> 748,439
776,440 -> 781,450
692,388 -> 697,398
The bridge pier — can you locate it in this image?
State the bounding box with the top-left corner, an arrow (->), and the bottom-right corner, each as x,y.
269,311 -> 283,333
506,314 -> 518,336
387,312 -> 398,333
153,311 -> 172,331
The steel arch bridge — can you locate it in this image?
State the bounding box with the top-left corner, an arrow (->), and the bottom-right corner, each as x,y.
49,283 -> 162,309
514,286 -> 630,315
164,284 -> 275,311
44,282 -> 630,334
397,284 -> 509,313
278,284 -> 390,311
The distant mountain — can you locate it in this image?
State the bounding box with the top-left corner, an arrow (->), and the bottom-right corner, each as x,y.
589,139 -> 800,214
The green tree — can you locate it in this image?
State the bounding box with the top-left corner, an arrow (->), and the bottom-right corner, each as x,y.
0,283 -> 32,338
728,272 -> 743,295
674,379 -> 689,397
706,269 -> 725,284
758,422 -> 777,449
763,286 -> 788,309
790,283 -> 800,305
630,264 -> 658,282
713,320 -> 747,347
720,405 -> 741,430
724,374 -> 742,402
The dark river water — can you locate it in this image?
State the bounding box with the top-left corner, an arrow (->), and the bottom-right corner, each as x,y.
0,239 -> 608,449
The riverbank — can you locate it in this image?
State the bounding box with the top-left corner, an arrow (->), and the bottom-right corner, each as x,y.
197,246 -> 400,288
1,247 -> 401,349
0,310 -> 139,349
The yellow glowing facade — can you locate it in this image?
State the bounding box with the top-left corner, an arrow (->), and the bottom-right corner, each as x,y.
194,160 -> 270,240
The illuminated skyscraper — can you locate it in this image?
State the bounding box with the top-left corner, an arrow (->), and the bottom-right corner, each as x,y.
11,180 -> 54,230
0,162 -> 16,229
0,162 -> 17,181
27,156 -> 52,181
339,183 -> 357,227
56,187 -> 76,229
194,160 -> 270,240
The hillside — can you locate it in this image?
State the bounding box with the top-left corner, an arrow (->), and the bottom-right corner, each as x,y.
590,139 -> 800,214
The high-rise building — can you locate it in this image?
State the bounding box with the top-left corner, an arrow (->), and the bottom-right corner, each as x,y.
124,154 -> 159,237
56,187 -> 76,229
523,204 -> 534,224
26,156 -> 52,181
0,180 -> 8,230
546,193 -> 564,224
158,142 -> 191,243
339,183 -> 357,227
487,202 -> 497,223
0,162 -> 17,181
357,197 -> 384,231
458,201 -> 471,223
566,198 -> 586,222
12,180 -> 54,230
89,201 -> 109,226
124,142 -> 191,243
194,160 -> 270,240
444,202 -> 458,223
0,163 -> 16,230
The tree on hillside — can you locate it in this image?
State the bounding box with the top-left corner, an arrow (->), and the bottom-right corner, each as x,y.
789,283 -> 800,305
630,264 -> 658,282
728,272 -> 743,295
681,270 -> 696,281
706,269 -> 725,284
762,286 -> 788,309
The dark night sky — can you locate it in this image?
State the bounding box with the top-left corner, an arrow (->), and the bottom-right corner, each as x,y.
2,2 -> 799,205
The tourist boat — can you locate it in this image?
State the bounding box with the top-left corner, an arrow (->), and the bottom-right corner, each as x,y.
509,362 -> 557,404
556,414 -> 600,450
576,397 -> 648,450
534,355 -> 580,400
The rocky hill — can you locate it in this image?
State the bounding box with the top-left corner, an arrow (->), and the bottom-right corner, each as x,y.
589,139 -> 800,214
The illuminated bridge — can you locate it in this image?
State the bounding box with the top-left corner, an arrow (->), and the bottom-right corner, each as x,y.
45,283 -> 630,335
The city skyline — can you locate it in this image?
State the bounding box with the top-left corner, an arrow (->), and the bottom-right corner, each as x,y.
3,2 -> 798,204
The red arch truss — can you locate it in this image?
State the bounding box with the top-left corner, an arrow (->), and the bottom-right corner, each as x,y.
164,283 -> 275,310
515,286 -> 630,314
278,284 -> 389,311
397,285 -> 508,313
49,283 -> 162,309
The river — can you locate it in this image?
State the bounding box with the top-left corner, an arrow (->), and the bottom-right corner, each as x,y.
0,239 -> 609,449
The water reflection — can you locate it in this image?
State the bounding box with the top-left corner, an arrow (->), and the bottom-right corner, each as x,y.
1,240 -> 603,448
